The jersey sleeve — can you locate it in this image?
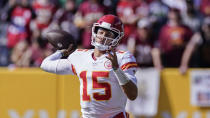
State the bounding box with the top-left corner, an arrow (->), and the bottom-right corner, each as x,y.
119,51 -> 138,84
120,51 -> 138,71
40,51 -> 75,75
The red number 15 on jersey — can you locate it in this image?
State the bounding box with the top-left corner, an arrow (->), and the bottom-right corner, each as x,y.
80,71 -> 111,101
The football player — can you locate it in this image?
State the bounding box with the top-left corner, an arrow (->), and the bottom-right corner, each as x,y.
40,14 -> 138,118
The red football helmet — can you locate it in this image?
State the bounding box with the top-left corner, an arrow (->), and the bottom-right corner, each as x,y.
91,14 -> 124,51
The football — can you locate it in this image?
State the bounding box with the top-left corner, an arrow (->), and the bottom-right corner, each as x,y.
45,29 -> 77,50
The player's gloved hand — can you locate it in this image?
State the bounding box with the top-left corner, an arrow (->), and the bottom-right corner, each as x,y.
106,48 -> 119,70
60,44 -> 76,57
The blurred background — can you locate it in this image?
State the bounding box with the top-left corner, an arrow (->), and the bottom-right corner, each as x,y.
0,0 -> 210,118
0,0 -> 209,69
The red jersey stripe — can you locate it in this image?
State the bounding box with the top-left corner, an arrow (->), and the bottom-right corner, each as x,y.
121,62 -> 138,70
71,64 -> 77,75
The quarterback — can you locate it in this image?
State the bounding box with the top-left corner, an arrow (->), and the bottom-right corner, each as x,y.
41,15 -> 138,118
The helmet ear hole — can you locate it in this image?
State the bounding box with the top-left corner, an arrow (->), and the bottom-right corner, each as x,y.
94,26 -> 100,34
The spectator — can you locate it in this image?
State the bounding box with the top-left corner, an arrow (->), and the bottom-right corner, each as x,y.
28,37 -> 52,67
181,0 -> 202,32
74,0 -> 105,28
152,8 -> 193,70
121,18 -> 155,67
149,0 -> 169,43
180,17 -> 210,74
74,0 -> 105,48
135,0 -> 150,19
31,0 -> 56,39
102,0 -> 119,15
51,0 -> 79,42
199,0 -> 210,16
162,0 -> 187,12
10,40 -> 30,67
6,0 -> 36,49
116,0 -> 138,44
10,33 -> 52,67
149,0 -> 168,20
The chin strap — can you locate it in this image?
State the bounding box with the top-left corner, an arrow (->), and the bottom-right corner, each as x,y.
94,42 -> 109,51
113,68 -> 130,85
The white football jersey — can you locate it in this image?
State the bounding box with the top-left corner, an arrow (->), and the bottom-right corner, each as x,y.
40,49 -> 138,118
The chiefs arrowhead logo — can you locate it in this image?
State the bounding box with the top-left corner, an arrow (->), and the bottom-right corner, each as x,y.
104,60 -> 112,69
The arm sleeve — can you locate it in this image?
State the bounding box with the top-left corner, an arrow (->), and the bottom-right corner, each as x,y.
40,51 -> 74,75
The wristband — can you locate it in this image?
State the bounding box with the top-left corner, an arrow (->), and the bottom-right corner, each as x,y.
113,68 -> 129,85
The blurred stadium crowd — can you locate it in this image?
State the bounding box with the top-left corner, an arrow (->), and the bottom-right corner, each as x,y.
0,0 -> 209,72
